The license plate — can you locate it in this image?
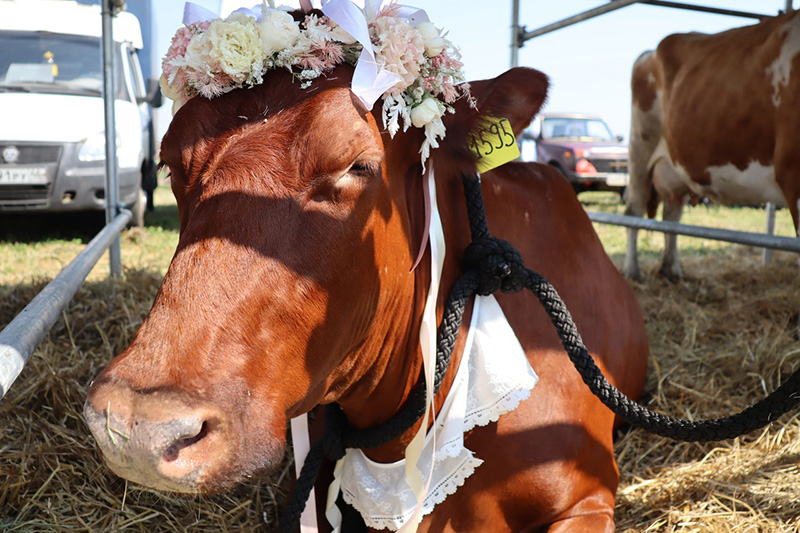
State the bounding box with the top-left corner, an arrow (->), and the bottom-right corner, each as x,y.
606,172 -> 629,187
0,167 -> 49,185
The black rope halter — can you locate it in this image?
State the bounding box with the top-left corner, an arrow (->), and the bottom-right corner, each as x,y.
278,173 -> 800,532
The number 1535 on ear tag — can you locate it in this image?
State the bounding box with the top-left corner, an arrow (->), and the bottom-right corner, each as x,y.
468,116 -> 520,173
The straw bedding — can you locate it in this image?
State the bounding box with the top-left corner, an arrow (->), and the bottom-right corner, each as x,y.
1,248 -> 799,531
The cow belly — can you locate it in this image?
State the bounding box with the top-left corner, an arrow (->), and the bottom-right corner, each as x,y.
650,138 -> 786,206
679,160 -> 786,207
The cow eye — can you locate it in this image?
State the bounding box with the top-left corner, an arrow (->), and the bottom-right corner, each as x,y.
348,160 -> 380,177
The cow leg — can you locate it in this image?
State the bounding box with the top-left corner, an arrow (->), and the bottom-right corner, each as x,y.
623,165 -> 650,281
650,158 -> 688,280
624,76 -> 662,280
659,196 -> 684,279
622,207 -> 644,280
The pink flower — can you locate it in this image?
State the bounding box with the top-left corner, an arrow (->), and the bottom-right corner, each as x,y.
371,14 -> 425,94
297,40 -> 344,72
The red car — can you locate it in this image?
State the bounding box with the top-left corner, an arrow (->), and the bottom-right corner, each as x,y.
520,112 -> 629,197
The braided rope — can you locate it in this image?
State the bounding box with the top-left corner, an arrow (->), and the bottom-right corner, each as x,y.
279,172 -> 800,531
279,272 -> 478,532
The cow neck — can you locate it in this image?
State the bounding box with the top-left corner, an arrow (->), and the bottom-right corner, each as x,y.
336,165 -> 475,464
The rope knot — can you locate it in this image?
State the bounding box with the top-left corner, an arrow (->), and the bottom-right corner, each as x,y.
462,237 -> 525,295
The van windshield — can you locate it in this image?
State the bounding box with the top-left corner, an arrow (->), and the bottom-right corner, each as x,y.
0,31 -> 124,97
542,117 -> 614,141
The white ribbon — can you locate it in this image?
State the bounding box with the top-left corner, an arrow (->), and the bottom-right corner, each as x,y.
321,0 -> 400,109
182,1 -> 217,24
290,414 -> 319,532
396,164 -> 444,533
182,1 -> 263,24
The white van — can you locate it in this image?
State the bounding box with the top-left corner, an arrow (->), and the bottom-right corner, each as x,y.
0,0 -> 161,226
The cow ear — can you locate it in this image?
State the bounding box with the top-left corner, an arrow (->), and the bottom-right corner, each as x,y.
437,67 -> 548,174
462,67 -> 549,136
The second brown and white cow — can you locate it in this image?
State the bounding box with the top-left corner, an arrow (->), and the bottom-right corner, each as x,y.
624,10 -> 800,279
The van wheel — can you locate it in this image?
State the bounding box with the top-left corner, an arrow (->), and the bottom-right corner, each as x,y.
129,189 -> 146,228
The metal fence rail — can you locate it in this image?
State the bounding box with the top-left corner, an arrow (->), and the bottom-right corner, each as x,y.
587,211 -> 800,253
0,210 -> 131,399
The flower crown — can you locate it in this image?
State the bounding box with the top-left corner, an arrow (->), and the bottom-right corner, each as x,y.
161,0 -> 470,167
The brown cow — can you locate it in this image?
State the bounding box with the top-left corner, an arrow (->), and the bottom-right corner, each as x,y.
84,59 -> 647,533
624,10 -> 800,280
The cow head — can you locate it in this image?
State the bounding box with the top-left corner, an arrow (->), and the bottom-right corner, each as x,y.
84,9 -> 547,494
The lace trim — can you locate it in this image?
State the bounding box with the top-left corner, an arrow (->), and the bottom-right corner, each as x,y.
336,295 -> 537,531
342,451 -> 484,530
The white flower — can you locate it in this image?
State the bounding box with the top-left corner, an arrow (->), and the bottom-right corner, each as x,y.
183,30 -> 212,74
410,96 -> 444,128
416,22 -> 445,57
159,73 -> 182,102
260,7 -> 301,56
206,13 -> 266,84
329,23 -> 357,45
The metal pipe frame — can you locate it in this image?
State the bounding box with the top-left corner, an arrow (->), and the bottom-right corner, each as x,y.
101,0 -> 122,278
587,211 -> 800,253
511,0 -> 521,67
0,210 -> 132,399
638,1 -> 770,20
516,0 -> 773,45
517,0 -> 638,43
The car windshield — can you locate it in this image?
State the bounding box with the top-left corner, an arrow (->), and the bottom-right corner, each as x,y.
542,117 -> 614,141
0,31 -> 124,97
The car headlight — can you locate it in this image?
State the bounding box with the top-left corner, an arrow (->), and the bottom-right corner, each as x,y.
78,132 -> 120,162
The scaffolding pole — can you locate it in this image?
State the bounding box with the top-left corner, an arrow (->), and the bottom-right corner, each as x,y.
101,0 -> 122,277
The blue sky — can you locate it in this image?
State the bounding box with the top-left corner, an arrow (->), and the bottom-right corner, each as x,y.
152,1 -> 792,139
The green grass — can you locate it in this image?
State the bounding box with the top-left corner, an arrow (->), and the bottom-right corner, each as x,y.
579,191 -> 797,270
0,184 -> 179,286
0,187 -> 796,287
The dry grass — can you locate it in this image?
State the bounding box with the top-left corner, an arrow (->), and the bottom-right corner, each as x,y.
2,242 -> 800,530
0,271 -> 290,531
616,248 -> 800,532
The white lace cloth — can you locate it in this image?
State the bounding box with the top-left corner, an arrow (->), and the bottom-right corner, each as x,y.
339,294 -> 539,530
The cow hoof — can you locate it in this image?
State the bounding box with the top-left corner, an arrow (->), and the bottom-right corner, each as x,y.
658,264 -> 683,282
622,266 -> 643,281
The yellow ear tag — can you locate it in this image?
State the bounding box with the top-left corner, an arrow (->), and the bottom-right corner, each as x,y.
468,116 -> 520,173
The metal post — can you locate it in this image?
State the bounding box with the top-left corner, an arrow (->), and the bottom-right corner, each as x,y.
510,0 -> 520,67
101,0 -> 122,277
787,0 -> 794,12
0,210 -> 131,399
518,0 -> 770,44
639,1 -> 769,20
587,211 -> 800,253
763,203 -> 776,265
519,0 -> 638,41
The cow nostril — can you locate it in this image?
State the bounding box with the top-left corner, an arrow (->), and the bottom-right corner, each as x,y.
163,420 -> 210,462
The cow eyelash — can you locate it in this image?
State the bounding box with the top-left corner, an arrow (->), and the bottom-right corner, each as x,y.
348,160 -> 380,177
156,161 -> 172,181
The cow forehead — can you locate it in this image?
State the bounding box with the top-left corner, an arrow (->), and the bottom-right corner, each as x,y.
162,72 -> 383,188
292,86 -> 384,174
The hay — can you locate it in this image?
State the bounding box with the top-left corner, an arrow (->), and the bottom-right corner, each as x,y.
2,247 -> 800,530
0,270 -> 290,531
616,248 -> 800,532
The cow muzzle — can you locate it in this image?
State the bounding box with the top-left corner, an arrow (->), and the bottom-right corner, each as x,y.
83,380 -> 232,493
